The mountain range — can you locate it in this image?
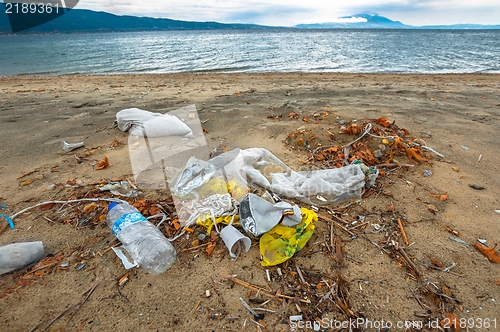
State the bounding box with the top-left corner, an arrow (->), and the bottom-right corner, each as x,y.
295,13 -> 500,29
0,4 -> 499,34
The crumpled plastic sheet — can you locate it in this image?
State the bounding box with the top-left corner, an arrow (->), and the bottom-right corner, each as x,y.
171,148 -> 378,207
260,208 -> 317,266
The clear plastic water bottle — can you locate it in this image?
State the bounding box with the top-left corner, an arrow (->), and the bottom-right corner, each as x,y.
106,202 -> 176,274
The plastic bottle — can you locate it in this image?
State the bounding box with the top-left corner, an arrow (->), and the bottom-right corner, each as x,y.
0,241 -> 45,275
106,202 -> 176,274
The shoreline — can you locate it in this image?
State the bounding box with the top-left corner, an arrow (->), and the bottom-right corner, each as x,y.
3,71 -> 500,79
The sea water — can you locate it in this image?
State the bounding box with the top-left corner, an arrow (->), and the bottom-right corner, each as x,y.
0,29 -> 499,76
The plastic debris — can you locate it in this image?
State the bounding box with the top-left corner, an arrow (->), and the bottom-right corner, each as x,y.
0,214 -> 14,229
99,181 -> 139,197
422,170 -> 432,177
111,246 -> 139,269
115,108 -> 193,137
0,242 -> 45,275
239,193 -> 302,237
260,208 -> 317,266
461,145 -> 469,150
449,236 -> 469,247
220,225 -> 251,259
61,140 -> 84,152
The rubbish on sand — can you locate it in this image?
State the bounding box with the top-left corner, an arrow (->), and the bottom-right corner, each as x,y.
111,246 -> 139,269
220,225 -> 251,259
61,140 -> 84,152
0,213 -> 14,229
449,236 -> 469,247
116,108 -> 193,137
0,241 -> 45,275
239,193 -> 302,237
259,208 -> 317,266
106,202 -> 176,274
99,181 -> 139,197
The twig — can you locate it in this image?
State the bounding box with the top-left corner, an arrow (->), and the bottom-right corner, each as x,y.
221,274 -> 310,304
240,297 -> 258,316
181,242 -> 210,252
295,264 -> 309,285
17,169 -> 39,180
422,145 -> 445,158
11,198 -> 125,220
191,300 -> 202,314
397,247 -> 420,277
41,280 -> 99,331
362,234 -> 390,254
397,218 -> 409,245
409,287 -> 430,310
375,163 -> 414,168
344,255 -> 363,264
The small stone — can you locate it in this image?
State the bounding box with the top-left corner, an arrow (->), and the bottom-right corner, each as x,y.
461,146 -> 469,150
21,179 -> 33,186
451,166 -> 460,172
47,184 -> 56,190
35,175 -> 43,180
495,210 -> 500,214
427,204 -> 438,214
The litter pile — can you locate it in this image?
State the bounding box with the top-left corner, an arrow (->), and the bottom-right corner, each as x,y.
3,107 -> 499,331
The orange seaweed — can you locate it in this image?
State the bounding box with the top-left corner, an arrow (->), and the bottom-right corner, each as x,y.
474,241 -> 500,263
96,155 -> 110,170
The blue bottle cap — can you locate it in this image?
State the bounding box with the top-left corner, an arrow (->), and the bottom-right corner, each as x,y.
108,202 -> 119,211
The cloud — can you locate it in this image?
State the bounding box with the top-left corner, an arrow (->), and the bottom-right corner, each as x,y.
77,0 -> 500,26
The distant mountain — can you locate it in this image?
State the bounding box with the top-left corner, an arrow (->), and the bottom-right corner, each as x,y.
0,4 -> 272,34
295,14 -> 410,29
1,6 -> 499,34
295,13 -> 500,29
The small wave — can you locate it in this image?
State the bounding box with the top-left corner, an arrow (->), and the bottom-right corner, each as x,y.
190,66 -> 254,73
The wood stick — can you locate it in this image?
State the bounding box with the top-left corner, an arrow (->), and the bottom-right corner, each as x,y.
0,221 -> 8,235
397,247 -> 420,277
220,274 -> 311,304
41,280 -> 99,331
397,218 -> 409,245
181,242 -> 210,252
295,264 -> 308,285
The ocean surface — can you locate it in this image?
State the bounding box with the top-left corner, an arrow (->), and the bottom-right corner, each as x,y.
0,29 -> 499,76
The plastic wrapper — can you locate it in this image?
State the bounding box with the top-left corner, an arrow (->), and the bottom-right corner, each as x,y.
260,208 -> 317,266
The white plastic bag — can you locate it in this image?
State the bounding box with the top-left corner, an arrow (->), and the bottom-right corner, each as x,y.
116,108 -> 193,137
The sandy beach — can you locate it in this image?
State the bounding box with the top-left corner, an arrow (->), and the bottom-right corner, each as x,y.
1,73 -> 499,331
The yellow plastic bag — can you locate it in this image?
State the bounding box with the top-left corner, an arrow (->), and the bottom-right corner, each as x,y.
196,213 -> 241,235
196,177 -> 248,201
259,208 -> 317,266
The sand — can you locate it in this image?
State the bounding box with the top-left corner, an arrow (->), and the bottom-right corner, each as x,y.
0,73 -> 499,331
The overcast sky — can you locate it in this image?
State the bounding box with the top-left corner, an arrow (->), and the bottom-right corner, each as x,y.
78,0 -> 500,26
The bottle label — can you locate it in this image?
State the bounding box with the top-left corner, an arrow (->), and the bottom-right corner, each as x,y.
112,212 -> 147,236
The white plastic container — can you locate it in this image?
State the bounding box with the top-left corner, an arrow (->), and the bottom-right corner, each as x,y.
0,241 -> 45,275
